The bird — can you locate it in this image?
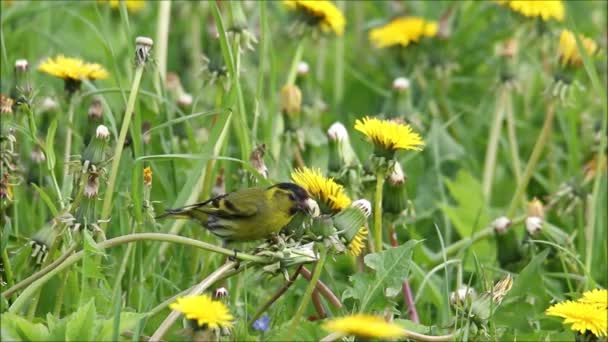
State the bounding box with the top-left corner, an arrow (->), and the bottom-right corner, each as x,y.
156,182 -> 313,242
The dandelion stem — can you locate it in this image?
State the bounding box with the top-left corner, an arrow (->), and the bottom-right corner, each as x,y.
287,245 -> 328,340
505,91 -> 523,186
373,168 -> 386,252
100,63 -> 145,229
507,99 -> 556,217
482,86 -> 507,201
286,39 -> 305,86
61,95 -> 77,199
149,261 -> 237,342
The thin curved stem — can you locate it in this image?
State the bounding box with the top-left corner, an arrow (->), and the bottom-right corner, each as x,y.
248,265 -> 302,326
7,233 -> 267,313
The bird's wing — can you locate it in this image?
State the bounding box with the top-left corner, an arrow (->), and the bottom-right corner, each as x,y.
188,188 -> 260,218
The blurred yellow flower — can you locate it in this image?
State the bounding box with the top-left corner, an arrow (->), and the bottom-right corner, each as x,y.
1,95 -> 14,115
169,295 -> 233,329
347,226 -> 368,256
323,314 -> 406,339
39,55 -> 108,82
558,29 -> 598,67
143,166 -> 152,186
284,0 -> 345,36
369,17 -> 438,49
580,289 -> 608,309
546,300 -> 607,337
291,167 -> 351,212
355,117 -> 424,156
101,0 -> 145,13
497,0 -> 564,22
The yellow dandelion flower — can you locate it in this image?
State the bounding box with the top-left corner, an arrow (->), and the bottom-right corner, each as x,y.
369,17 -> 438,49
291,167 -> 351,213
39,55 -> 108,83
323,314 -> 406,339
169,295 -> 233,329
580,289 -> 608,309
347,226 -> 368,256
100,0 -> 145,13
558,29 -> 598,67
497,0 -> 564,22
354,116 -> 424,157
143,166 -> 153,186
1,94 -> 14,115
284,0 -> 345,36
546,300 -> 607,337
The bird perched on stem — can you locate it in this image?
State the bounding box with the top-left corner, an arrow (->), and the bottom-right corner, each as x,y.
157,183 -> 315,242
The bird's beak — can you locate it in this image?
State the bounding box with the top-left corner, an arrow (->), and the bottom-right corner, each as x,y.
301,198 -> 320,217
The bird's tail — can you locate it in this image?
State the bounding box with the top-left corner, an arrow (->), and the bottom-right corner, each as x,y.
155,207 -> 194,220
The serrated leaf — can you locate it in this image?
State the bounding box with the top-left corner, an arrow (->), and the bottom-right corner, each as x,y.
66,299 -> 96,341
96,312 -> 144,342
344,240 -> 418,312
0,313 -> 50,341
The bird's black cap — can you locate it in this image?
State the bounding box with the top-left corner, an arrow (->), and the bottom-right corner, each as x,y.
272,182 -> 309,201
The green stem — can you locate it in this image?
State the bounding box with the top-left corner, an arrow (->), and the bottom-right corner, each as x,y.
505,91 -> 522,186
52,273 -> 69,317
287,245 -> 327,340
7,233 -> 267,312
249,265 -> 303,326
482,87 -> 507,201
506,99 -> 556,217
61,95 -> 77,198
286,39 -> 305,86
1,248 -> 15,291
374,168 -> 386,253
100,63 -> 145,229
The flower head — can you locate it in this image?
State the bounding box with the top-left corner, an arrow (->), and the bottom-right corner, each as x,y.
170,295 -> 234,330
369,17 -> 437,49
546,300 -> 607,337
322,314 -> 406,339
347,226 -> 368,256
291,167 -> 351,213
1,95 -> 14,115
558,30 -> 598,67
355,116 -> 424,157
580,289 -> 608,309
102,0 -> 145,13
497,0 -> 564,22
284,0 -> 345,36
39,55 -> 108,82
143,167 -> 153,187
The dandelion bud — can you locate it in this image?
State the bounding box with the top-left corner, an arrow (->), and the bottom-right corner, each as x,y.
334,205 -> 369,245
214,287 -> 229,299
327,122 -> 348,142
525,216 -> 543,236
297,61 -> 310,76
280,84 -> 302,129
143,166 -> 153,187
450,286 -> 476,306
383,162 -> 408,214
527,198 -> 544,218
82,125 -> 109,165
492,216 -> 512,234
15,59 -> 28,71
88,96 -> 103,122
96,125 -> 110,140
392,77 -> 411,92
135,36 -> 154,66
0,95 -> 14,115
30,223 -> 57,265
40,97 -> 58,113
249,144 -> 268,179
177,93 -> 193,108
84,172 -> 100,198
352,199 -> 372,218
30,146 -> 46,164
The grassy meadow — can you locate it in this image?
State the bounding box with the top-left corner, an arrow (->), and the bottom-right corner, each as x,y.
0,0 -> 607,341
